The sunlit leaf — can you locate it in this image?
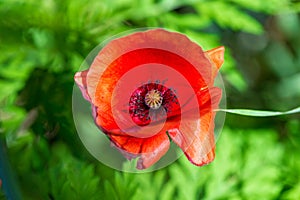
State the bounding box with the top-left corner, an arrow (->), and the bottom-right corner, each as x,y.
217,106 -> 300,117
196,1 -> 263,34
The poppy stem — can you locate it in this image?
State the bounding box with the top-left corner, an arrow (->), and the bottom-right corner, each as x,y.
216,106 -> 300,117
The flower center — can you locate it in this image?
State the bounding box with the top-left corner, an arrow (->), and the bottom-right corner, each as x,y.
128,83 -> 179,126
144,89 -> 163,109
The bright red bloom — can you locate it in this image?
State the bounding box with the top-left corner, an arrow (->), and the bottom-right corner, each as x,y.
74,29 -> 224,169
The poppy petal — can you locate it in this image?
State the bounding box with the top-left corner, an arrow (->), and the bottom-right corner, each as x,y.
204,46 -> 225,83
168,113 -> 215,166
93,47 -> 210,132
109,132 -> 170,169
84,29 -> 212,105
74,70 -> 90,101
168,87 -> 221,165
82,29 -> 213,134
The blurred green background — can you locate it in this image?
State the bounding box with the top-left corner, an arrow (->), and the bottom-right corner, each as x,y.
1,0 -> 300,199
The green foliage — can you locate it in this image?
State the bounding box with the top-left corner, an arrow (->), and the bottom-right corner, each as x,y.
64,127 -> 296,200
164,128 -> 285,200
0,0 -> 299,199
7,135 -> 103,199
197,1 -> 264,34
47,143 -> 101,200
227,0 -> 295,13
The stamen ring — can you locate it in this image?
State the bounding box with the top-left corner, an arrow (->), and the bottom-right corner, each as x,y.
144,89 -> 163,109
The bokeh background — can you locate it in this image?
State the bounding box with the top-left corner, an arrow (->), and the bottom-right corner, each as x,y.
1,0 -> 300,199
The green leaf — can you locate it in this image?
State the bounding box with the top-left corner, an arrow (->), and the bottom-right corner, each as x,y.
217,106 -> 300,117
0,191 -> 6,200
159,181 -> 176,200
104,180 -> 118,200
48,143 -> 102,200
224,70 -> 247,92
282,182 -> 300,199
207,128 -> 284,199
196,1 -> 263,34
228,0 -> 292,13
163,13 -> 210,29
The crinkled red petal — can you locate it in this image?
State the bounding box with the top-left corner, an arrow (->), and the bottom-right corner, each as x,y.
168,87 -> 222,166
74,70 -> 90,101
109,131 -> 170,169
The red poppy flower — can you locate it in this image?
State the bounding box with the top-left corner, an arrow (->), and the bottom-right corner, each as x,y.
74,29 -> 224,169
